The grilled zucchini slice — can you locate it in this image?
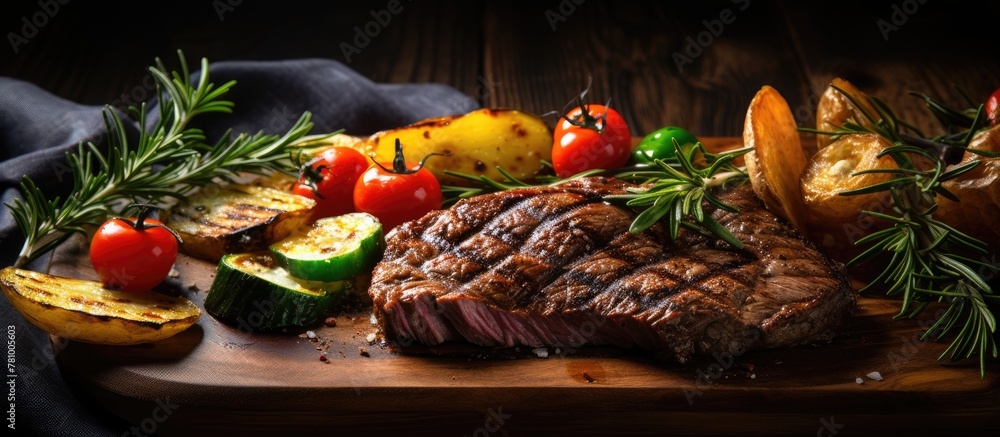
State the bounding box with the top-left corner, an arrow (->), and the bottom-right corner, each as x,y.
203,252 -> 350,331
162,183 -> 316,262
0,267 -> 200,345
270,213 -> 383,282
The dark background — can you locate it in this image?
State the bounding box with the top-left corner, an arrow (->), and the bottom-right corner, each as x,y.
1,1 -> 999,435
2,0 -> 998,146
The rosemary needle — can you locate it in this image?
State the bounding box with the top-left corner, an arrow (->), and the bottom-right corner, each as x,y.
8,51 -> 314,268
442,142 -> 750,249
608,142 -> 750,248
807,85 -> 999,378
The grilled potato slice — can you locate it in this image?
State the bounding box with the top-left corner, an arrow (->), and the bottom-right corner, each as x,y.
801,133 -> 896,225
366,108 -> 553,187
797,133 -> 897,261
162,183 -> 316,262
743,85 -> 810,233
0,267 -> 200,346
287,109 -> 553,187
815,78 -> 879,151
936,125 -> 1000,246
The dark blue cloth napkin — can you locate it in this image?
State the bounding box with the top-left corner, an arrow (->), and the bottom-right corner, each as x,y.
0,58 -> 478,436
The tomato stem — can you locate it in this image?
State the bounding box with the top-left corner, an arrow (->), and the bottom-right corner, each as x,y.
119,204 -> 185,245
127,204 -> 158,231
390,138 -> 409,173
294,149 -> 327,199
563,96 -> 609,133
299,162 -> 328,200
371,138 -> 449,175
556,78 -> 612,134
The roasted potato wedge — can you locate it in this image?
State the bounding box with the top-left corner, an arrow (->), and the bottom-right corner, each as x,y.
800,133 -> 896,225
367,108 -> 552,186
288,109 -> 553,187
815,77 -> 879,150
0,267 -> 200,346
798,133 -> 897,260
162,184 -> 316,262
743,85 -> 810,233
936,125 -> 1000,246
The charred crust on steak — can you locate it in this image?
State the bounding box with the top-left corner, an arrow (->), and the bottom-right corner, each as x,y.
370,177 -> 857,362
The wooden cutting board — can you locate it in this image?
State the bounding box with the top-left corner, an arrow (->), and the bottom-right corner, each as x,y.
49,137 -> 999,436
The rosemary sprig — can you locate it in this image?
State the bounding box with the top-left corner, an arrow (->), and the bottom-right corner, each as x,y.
8,51 -> 314,268
441,161 -> 604,207
608,142 -> 750,248
442,144 -> 750,249
801,85 -> 998,163
812,85 -> 1000,377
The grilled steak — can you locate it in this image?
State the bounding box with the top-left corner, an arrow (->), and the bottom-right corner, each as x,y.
369,177 -> 856,361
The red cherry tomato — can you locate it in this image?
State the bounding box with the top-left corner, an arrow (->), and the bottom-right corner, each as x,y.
353,139 -> 443,231
551,103 -> 632,178
292,147 -> 369,220
986,88 -> 1000,126
90,207 -> 180,292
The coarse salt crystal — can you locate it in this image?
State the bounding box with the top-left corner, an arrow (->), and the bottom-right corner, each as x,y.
855,377 -> 864,384
366,333 -> 377,343
532,347 -> 549,358
305,330 -> 317,339
866,371 -> 883,381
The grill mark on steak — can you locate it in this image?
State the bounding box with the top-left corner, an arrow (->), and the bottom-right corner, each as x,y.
370,177 -> 856,362
430,192 -> 625,309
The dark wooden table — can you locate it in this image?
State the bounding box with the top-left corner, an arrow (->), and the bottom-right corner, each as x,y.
3,1 -> 1000,435
3,0 -> 998,141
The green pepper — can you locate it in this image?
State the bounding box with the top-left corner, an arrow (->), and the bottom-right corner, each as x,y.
630,126 -> 699,164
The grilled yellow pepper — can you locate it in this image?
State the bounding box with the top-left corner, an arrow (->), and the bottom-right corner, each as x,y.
0,267 -> 200,345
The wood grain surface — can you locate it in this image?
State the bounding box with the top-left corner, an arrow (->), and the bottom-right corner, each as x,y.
45,137 -> 999,436
4,1 -> 997,140
4,1 -> 1000,435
